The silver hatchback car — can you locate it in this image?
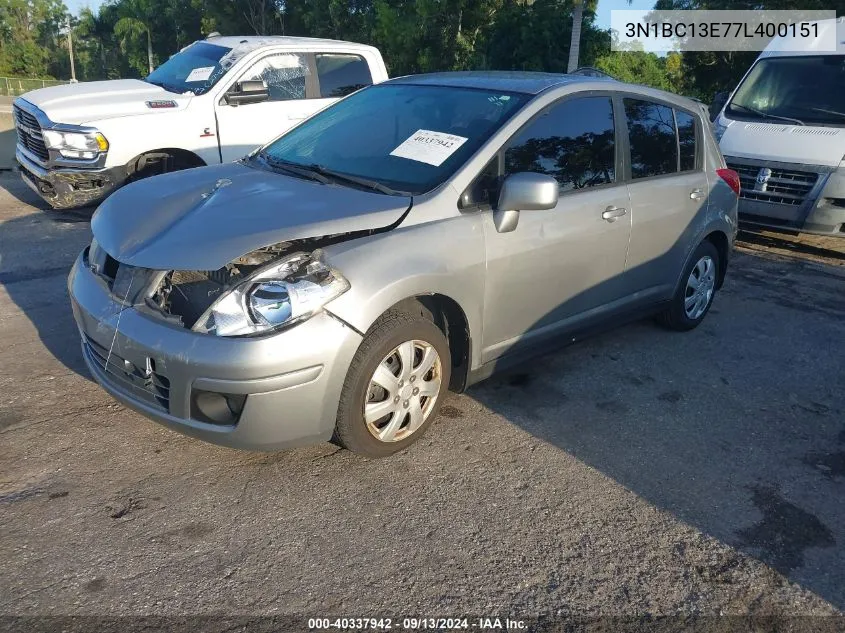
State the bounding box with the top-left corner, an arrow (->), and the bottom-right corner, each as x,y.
69,72 -> 739,457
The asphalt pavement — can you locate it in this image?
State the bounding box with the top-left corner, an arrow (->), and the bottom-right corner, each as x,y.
1,171 -> 844,624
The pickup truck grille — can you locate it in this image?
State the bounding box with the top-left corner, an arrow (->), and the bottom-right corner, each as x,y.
13,105 -> 49,163
726,160 -> 819,206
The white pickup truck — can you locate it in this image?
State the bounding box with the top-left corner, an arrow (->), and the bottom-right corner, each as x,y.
13,35 -> 388,209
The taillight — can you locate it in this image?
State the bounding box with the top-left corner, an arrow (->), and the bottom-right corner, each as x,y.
716,168 -> 740,197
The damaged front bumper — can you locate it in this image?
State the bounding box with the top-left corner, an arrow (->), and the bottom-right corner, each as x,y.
17,148 -> 125,210
68,249 -> 364,451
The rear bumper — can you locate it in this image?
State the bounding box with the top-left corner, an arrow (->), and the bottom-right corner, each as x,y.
68,251 -> 363,451
16,147 -> 125,210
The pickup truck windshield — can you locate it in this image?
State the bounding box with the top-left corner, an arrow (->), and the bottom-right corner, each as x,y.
727,55 -> 845,127
145,41 -> 232,96
254,83 -> 529,195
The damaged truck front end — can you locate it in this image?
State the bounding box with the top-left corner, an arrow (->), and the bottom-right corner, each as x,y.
13,99 -> 123,209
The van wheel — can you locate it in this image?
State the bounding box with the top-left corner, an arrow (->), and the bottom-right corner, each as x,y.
658,240 -> 719,331
335,311 -> 451,458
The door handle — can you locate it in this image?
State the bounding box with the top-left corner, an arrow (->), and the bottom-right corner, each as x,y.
601,206 -> 627,222
690,188 -> 705,200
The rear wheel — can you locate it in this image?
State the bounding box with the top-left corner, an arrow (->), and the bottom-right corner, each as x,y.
658,240 -> 719,331
335,311 -> 450,457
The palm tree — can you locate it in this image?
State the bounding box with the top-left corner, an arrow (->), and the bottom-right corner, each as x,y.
566,0 -> 605,73
114,0 -> 154,75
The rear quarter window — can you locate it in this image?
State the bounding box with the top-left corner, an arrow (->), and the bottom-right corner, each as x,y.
676,110 -> 697,172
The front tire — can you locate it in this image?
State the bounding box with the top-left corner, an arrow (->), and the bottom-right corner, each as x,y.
335,310 -> 451,458
658,240 -> 719,331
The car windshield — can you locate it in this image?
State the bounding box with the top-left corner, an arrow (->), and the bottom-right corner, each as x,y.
726,55 -> 845,127
253,83 -> 530,195
145,41 -> 232,96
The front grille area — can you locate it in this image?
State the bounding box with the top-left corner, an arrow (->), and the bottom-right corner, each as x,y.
84,335 -> 171,411
13,105 -> 49,162
726,160 -> 819,206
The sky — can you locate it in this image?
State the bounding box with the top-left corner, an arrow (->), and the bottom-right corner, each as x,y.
64,0 -> 654,33
595,0 -> 655,30
65,0 -> 102,16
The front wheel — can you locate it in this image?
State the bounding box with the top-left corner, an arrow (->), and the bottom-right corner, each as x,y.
658,240 -> 719,331
334,311 -> 451,457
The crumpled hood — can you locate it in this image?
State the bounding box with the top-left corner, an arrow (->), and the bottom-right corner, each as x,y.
20,79 -> 191,125
92,162 -> 412,271
719,118 -> 845,167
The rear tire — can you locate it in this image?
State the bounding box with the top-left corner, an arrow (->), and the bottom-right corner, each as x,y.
335,310 -> 451,458
658,240 -> 720,331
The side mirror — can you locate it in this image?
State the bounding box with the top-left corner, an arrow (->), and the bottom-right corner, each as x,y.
493,172 -> 559,233
710,91 -> 729,121
225,80 -> 270,106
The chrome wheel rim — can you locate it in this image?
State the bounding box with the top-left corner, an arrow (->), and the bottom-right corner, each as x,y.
364,340 -> 442,443
685,255 -> 716,320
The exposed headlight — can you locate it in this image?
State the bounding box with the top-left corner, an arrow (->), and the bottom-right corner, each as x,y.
42,129 -> 109,160
192,251 -> 350,337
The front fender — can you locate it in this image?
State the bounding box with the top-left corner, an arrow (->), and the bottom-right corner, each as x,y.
323,213 -> 486,371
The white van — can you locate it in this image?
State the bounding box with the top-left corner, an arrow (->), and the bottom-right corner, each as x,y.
13,36 -> 388,209
713,17 -> 845,237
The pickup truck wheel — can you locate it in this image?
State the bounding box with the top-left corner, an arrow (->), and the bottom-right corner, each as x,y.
658,240 -> 720,331
335,311 -> 451,458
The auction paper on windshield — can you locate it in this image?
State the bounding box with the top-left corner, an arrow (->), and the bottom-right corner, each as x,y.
390,130 -> 468,167
186,67 -> 215,82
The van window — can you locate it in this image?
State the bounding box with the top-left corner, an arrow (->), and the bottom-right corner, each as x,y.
676,110 -> 696,172
726,55 -> 845,127
624,99 -> 677,179
241,53 -> 309,102
504,96 -> 616,192
316,54 -> 373,98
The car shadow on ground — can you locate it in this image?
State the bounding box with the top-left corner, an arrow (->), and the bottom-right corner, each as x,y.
467,241 -> 845,609
0,174 -> 95,380
738,227 -> 845,264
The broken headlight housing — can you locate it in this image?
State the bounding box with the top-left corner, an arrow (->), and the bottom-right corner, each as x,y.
192,251 -> 349,337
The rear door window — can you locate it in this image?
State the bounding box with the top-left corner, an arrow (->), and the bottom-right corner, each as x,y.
504,95 -> 617,193
624,99 -> 677,179
316,54 -> 373,98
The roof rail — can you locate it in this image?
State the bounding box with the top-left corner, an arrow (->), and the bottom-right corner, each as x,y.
570,66 -> 615,79
206,31 -> 222,39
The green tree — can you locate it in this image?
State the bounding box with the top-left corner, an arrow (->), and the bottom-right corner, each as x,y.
114,0 -> 155,75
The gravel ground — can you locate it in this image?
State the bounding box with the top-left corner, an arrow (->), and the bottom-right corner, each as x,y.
1,171 -> 844,623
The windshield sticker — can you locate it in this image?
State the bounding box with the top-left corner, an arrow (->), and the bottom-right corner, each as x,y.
390,130 -> 469,167
186,66 -> 214,82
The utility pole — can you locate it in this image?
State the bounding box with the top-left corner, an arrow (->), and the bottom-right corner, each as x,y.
67,17 -> 77,82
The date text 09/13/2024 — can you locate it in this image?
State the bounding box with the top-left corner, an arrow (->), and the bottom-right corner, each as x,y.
308,617 -> 527,630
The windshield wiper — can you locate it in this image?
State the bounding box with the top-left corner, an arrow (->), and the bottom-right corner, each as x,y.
730,103 -> 805,126
256,153 -> 331,185
303,163 -> 403,196
809,107 -> 845,120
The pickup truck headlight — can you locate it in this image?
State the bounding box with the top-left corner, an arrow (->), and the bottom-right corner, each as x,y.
192,252 -> 350,337
42,129 -> 109,160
